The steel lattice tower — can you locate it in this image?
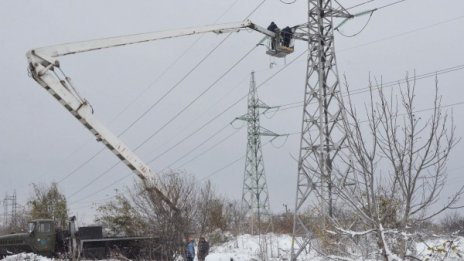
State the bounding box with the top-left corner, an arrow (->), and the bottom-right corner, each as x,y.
3,192 -> 17,228
291,0 -> 351,259
238,71 -> 279,235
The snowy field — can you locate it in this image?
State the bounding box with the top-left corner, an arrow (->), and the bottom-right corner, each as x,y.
1,234 -> 463,260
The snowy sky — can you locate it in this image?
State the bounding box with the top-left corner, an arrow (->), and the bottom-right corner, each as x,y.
0,0 -> 463,225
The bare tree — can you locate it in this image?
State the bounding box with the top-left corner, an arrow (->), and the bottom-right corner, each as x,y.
196,181 -> 229,235
322,75 -> 463,260
97,170 -> 199,259
96,170 -> 234,259
441,212 -> 464,235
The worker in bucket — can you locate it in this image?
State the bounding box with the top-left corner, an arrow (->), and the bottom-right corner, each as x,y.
267,21 -> 280,50
281,26 -> 294,47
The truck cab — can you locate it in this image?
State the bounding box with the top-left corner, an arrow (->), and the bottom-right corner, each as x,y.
0,219 -> 56,258
27,219 -> 56,257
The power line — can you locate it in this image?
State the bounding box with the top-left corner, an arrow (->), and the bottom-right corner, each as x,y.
346,0 -> 378,10
188,66 -> 464,181
57,149 -> 105,184
376,0 -> 406,11
120,0 -> 266,138
178,128 -> 242,168
163,124 -> 232,169
271,64 -> 464,113
336,0 -> 407,37
133,1 -> 268,154
245,0 -> 267,19
114,0 -> 267,142
201,100 -> 464,182
145,73 -> 250,158
120,35 -> 234,139
106,0 -> 242,127
339,14 -> 464,52
68,161 -> 120,199
70,173 -> 130,205
135,44 -> 258,152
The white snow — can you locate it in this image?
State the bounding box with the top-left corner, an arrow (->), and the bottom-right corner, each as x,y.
415,236 -> 464,260
206,233 -> 321,261
1,253 -> 52,261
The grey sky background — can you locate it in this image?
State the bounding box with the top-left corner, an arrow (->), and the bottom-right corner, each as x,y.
1,0 -> 463,225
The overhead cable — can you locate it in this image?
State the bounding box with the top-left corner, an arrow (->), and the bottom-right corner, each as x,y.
271,64 -> 464,113
163,124 -> 233,169
202,100 -> 464,181
346,0 -> 378,10
339,14 -> 464,52
136,44 -> 258,152
178,128 -> 242,168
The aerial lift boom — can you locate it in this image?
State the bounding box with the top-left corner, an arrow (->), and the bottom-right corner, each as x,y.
27,20 -> 294,210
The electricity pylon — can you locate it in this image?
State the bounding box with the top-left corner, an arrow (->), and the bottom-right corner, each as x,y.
236,71 -> 281,235
291,0 -> 352,259
3,191 -> 17,228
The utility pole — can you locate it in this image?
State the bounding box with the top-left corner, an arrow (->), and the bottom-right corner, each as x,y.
2,195 -> 6,227
236,71 -> 282,235
291,0 -> 352,259
3,191 -> 18,228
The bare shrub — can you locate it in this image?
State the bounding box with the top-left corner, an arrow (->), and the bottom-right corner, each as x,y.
319,75 -> 464,260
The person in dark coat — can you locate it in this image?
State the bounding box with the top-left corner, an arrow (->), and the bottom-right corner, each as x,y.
281,26 -> 293,47
185,237 -> 195,261
267,21 -> 279,33
197,237 -> 210,261
267,21 -> 280,50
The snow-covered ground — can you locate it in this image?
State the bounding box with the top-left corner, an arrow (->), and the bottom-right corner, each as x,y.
2,234 -> 463,260
1,253 -> 52,261
206,233 -> 320,261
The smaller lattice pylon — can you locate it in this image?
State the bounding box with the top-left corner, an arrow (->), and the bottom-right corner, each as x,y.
233,71 -> 287,235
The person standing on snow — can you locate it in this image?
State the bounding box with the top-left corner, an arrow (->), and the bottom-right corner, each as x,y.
197,237 -> 210,261
185,237 -> 195,261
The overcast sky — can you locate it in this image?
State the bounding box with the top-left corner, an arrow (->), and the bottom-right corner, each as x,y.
1,0 -> 463,225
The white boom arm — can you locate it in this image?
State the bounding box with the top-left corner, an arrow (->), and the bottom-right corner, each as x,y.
27,20 -> 276,210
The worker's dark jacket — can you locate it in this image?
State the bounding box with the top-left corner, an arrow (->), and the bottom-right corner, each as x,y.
197,239 -> 210,259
